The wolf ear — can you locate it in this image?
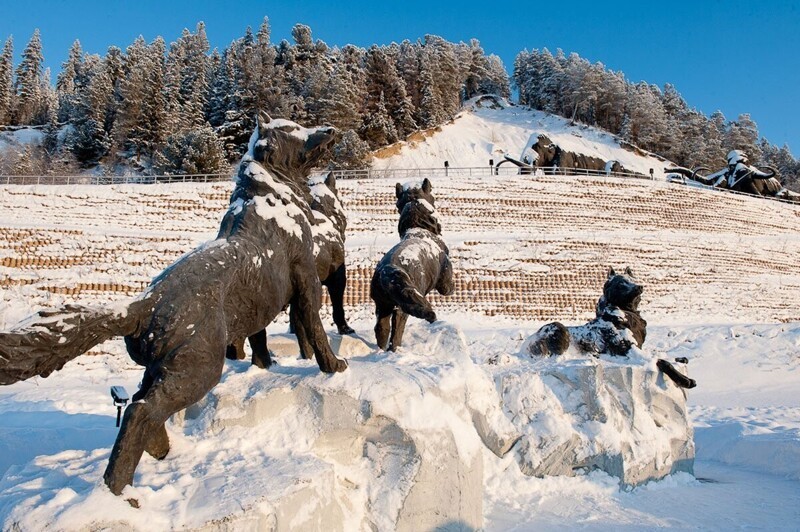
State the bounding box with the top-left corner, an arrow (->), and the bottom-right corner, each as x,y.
257,111 -> 272,136
422,178 -> 432,194
324,171 -> 337,193
624,266 -> 633,276
396,183 -> 403,198
608,267 -> 616,278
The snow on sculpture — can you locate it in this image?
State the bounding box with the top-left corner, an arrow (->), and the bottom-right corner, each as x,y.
666,150 -> 799,201
371,180 -> 454,351
0,112 -> 348,497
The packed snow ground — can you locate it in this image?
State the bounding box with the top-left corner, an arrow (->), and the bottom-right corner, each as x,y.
1,104 -> 800,528
0,315 -> 798,529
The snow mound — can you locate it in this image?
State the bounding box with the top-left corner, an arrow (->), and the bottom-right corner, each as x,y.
492,352 -> 694,486
372,101 -> 671,177
0,322 -> 517,531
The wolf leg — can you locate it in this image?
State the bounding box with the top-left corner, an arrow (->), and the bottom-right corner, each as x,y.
248,329 -> 272,368
388,310 -> 409,351
105,332 -> 226,495
291,266 -> 347,373
225,337 -> 246,360
290,303 -> 313,360
373,298 -> 394,350
328,264 -> 354,334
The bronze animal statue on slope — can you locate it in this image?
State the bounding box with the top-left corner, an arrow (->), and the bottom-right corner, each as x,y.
666,150 -> 798,202
371,182 -> 454,351
496,134 -> 632,176
0,114 -> 347,496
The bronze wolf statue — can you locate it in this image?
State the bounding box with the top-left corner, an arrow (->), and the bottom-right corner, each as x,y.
0,114 -> 348,496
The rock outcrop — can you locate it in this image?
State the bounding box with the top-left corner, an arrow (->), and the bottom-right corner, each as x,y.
495,354 -> 694,486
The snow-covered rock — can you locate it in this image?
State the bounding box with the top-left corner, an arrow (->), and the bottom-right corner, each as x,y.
494,354 -> 694,486
0,322 -> 518,531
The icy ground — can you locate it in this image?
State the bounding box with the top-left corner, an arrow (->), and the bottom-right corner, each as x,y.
0,309 -> 798,530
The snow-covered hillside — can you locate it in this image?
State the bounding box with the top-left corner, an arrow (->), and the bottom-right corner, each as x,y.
372,97 -> 671,177
1,111 -> 799,528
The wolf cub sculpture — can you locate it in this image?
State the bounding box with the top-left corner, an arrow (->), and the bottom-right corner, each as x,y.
525,267 -> 646,357
371,181 -> 454,351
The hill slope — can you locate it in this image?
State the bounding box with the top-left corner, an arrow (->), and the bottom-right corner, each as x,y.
372,97 -> 671,177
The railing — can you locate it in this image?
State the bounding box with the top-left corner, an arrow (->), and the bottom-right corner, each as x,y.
0,166 -> 648,185
0,167 -> 797,207
328,166 -> 650,181
0,173 -> 233,186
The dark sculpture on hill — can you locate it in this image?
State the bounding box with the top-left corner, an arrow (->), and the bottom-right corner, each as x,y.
666,150 -> 799,202
496,134 -> 632,176
525,267 -> 646,357
0,113 -> 348,496
371,182 -> 454,351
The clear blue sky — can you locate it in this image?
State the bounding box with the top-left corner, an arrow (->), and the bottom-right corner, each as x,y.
2,0 -> 799,153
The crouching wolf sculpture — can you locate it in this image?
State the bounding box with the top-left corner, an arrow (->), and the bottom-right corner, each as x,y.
0,114 -> 348,496
525,267 -> 646,357
371,181 -> 454,351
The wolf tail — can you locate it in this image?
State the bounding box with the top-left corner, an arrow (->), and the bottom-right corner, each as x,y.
380,266 -> 436,323
0,302 -> 145,385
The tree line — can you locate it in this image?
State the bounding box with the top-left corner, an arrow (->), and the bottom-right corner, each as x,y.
0,20 -> 510,175
513,48 -> 800,189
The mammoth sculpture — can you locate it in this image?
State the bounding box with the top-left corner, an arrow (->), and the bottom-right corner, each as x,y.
667,150 -> 798,202
496,133 -> 631,176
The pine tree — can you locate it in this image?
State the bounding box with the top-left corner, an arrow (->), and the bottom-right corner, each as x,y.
66,54 -> 114,164
14,29 -> 44,124
0,37 -> 14,124
364,45 -> 416,137
40,68 -> 59,153
480,55 -> 510,99
56,40 -> 83,122
359,92 -> 398,148
422,35 -> 460,119
114,36 -> 151,156
331,129 -> 371,169
317,62 -> 362,130
725,113 -> 761,162
463,39 -> 488,101
164,23 -> 210,133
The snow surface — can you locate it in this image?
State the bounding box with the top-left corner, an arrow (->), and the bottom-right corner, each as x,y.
372,99 -> 670,178
1,105 -> 800,528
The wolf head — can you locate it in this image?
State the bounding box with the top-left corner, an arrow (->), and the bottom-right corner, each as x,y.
247,111 -> 337,189
395,178 -> 435,212
398,199 -> 441,237
602,267 -> 643,311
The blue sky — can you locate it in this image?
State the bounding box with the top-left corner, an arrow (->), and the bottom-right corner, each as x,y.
2,0 -> 799,153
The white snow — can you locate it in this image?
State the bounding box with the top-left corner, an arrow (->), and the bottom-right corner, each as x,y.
1,104 -> 800,528
373,99 -> 670,178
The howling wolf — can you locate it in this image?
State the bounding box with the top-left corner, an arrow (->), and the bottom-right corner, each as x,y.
0,114 -> 347,495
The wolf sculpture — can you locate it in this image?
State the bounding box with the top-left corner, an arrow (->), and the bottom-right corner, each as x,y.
371,185 -> 454,351
226,168 -> 354,364
0,113 -> 348,496
525,267 -> 646,357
